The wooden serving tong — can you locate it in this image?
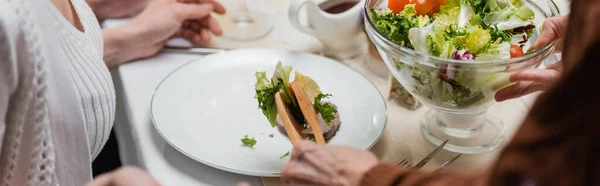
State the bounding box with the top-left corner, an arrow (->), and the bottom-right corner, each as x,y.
275,92 -> 303,145
274,83 -> 326,145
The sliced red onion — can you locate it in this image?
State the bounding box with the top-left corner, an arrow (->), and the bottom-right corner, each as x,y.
452,50 -> 475,61
518,35 -> 528,44
512,24 -> 536,34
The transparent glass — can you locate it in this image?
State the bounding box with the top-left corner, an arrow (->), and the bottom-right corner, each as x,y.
364,0 -> 560,154
213,0 -> 275,41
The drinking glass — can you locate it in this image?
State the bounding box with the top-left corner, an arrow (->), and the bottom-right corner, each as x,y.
213,0 -> 275,41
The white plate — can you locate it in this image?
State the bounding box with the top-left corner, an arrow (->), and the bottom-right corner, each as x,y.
151,49 -> 387,177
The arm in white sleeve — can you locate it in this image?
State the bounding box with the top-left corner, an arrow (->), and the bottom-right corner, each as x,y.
0,0 -> 21,156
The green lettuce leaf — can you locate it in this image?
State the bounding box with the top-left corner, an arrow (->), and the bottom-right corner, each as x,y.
255,71 -> 272,91
489,25 -> 512,42
435,0 -> 461,28
464,27 -> 491,53
482,0 -> 534,30
457,4 -> 475,27
271,61 -> 296,106
426,32 -> 447,57
255,72 -> 282,127
370,6 -> 427,49
465,0 -> 485,12
476,41 -> 511,60
514,5 -> 535,20
417,15 -> 432,28
408,24 -> 435,54
440,42 -> 457,59
400,4 -> 417,17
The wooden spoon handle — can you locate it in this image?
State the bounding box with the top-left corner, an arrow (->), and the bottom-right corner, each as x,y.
290,82 -> 326,145
275,92 -> 302,145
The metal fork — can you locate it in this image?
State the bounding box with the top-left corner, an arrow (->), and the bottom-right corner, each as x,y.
397,139 -> 449,169
397,159 -> 412,168
434,153 -> 462,172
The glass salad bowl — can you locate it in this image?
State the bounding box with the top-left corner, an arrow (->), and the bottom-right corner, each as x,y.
364,0 -> 560,154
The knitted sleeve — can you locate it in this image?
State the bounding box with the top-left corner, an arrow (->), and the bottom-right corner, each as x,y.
0,0 -> 20,157
0,1 -> 59,185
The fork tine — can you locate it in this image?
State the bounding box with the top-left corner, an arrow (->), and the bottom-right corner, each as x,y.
397,159 -> 407,166
412,139 -> 449,169
434,154 -> 462,172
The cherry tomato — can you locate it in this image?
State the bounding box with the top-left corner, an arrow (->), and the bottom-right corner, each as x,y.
389,0 -> 445,15
429,4 -> 439,15
428,0 -> 446,15
510,45 -> 524,58
388,0 -> 446,15
413,0 -> 434,15
388,0 -> 411,14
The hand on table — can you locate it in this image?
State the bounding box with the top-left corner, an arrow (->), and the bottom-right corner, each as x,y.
122,0 -> 226,56
236,140 -> 378,186
278,140 -> 379,186
86,166 -> 161,186
495,16 -> 568,102
103,0 -> 226,68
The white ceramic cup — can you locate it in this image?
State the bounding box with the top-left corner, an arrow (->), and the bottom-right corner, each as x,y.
289,0 -> 366,59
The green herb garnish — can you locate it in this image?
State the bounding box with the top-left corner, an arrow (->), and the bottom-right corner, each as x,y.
280,151 -> 290,159
313,93 -> 338,125
241,135 -> 257,148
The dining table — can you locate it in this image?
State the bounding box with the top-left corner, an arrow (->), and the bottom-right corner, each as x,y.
101,0 -> 571,185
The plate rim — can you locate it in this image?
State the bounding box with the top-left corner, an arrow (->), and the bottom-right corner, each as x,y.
150,48 -> 389,177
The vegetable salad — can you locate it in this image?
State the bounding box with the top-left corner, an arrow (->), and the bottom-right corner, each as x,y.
254,61 -> 338,127
369,0 -> 538,108
372,0 -> 536,59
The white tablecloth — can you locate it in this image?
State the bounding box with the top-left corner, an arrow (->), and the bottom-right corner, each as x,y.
112,52 -> 265,185
106,0 -> 570,185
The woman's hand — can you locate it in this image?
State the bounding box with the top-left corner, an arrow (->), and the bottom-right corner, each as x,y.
495,16 -> 568,102
495,62 -> 562,102
87,166 -> 161,186
102,0 -> 226,68
531,16 -> 568,52
280,140 -> 379,186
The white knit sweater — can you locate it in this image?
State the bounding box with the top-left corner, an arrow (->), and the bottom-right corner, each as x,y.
0,0 -> 115,185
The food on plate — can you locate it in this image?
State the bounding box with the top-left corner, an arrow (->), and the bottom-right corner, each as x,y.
280,151 -> 290,159
369,0 -> 536,108
254,61 -> 340,143
241,135 -> 257,148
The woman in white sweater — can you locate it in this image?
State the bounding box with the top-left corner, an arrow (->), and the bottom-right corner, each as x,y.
0,0 -> 223,185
